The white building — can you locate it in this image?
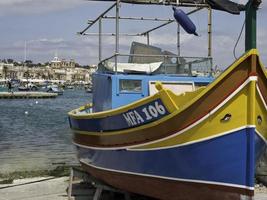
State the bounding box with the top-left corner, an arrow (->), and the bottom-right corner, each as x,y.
0,56 -> 94,84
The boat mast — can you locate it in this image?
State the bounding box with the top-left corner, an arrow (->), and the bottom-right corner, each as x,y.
24,41 -> 29,88
99,17 -> 102,62
115,0 -> 120,73
208,7 -> 212,58
245,0 -> 261,51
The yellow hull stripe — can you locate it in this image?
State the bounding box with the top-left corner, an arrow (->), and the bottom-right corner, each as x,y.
132,81 -> 267,150
132,84 -> 250,150
255,86 -> 267,140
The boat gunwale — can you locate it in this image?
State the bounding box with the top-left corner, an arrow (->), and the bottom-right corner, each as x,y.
69,49 -> 267,149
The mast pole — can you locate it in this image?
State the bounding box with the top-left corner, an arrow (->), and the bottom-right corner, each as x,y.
208,7 -> 212,57
99,17 -> 102,62
177,24 -> 181,57
245,0 -> 261,51
115,0 -> 120,73
176,0 -> 181,57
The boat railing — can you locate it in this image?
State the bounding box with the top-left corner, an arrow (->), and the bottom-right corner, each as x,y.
98,53 -> 212,77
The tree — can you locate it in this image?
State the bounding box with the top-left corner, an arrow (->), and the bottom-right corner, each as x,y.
7,59 -> 14,64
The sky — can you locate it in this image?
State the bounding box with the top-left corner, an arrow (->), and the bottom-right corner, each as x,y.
0,0 -> 266,69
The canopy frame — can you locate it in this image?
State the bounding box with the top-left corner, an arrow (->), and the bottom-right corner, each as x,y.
79,1 -> 212,73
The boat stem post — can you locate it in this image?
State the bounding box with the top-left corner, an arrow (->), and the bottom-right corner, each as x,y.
99,17 -> 102,62
246,55 -> 257,193
248,54 -> 257,125
115,0 -> 120,73
245,0 -> 261,51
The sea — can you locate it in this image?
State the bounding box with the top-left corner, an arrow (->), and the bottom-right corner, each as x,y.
0,89 -> 91,173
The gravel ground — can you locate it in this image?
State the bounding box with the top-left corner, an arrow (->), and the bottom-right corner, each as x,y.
0,177 -> 266,200
255,184 -> 267,200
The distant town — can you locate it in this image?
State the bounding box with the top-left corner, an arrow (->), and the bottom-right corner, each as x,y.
0,55 -> 97,84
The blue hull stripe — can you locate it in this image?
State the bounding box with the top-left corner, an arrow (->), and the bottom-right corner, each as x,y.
77,128 -> 266,188
69,99 -> 169,132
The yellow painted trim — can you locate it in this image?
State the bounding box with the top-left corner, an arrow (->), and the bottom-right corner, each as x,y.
70,87 -> 205,136
72,106 -> 180,136
255,90 -> 267,140
248,81 -> 256,125
78,103 -> 93,111
132,84 -> 250,149
69,92 -> 161,119
158,89 -> 178,112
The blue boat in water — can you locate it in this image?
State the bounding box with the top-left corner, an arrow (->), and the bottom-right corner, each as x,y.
68,1 -> 267,199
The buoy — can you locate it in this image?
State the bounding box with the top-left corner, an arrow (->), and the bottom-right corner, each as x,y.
25,111 -> 29,115
35,101 -> 38,104
173,7 -> 198,36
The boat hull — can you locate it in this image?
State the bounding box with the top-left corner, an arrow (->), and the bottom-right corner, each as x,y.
81,162 -> 241,200
76,127 -> 266,199
69,50 -> 267,199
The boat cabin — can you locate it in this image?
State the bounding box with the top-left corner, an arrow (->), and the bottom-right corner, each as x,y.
80,3 -> 215,112
92,42 -> 213,112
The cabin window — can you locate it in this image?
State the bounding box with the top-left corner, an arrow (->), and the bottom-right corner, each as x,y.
119,79 -> 142,93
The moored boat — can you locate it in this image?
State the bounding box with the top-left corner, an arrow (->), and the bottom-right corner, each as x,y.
18,83 -> 39,91
45,85 -> 63,95
68,0 -> 267,199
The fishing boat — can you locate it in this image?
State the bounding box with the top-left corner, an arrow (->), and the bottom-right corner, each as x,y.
18,83 -> 39,91
68,0 -> 266,199
45,85 -> 64,95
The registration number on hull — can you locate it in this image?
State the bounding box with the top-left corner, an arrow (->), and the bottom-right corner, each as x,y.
123,100 -> 168,127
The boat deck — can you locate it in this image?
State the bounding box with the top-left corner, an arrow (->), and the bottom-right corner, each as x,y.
0,92 -> 58,99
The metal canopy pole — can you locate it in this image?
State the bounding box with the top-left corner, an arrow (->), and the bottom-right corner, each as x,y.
115,0 -> 120,73
103,16 -> 173,22
141,7 -> 203,36
146,33 -> 150,45
208,7 -> 212,57
177,24 -> 180,56
83,33 -> 142,36
79,2 -> 117,35
99,17 -> 102,62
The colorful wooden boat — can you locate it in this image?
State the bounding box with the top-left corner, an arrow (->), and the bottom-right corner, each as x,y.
68,0 -> 266,199
69,49 -> 267,199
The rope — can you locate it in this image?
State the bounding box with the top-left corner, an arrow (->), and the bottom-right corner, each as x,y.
233,19 -> 245,60
0,177 -> 57,190
233,0 -> 254,59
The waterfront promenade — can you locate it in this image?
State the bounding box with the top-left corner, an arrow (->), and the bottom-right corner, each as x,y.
0,91 -> 57,99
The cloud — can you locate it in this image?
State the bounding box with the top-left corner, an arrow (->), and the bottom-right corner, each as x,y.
0,0 -> 85,16
0,30 -> 252,68
0,0 -> 266,68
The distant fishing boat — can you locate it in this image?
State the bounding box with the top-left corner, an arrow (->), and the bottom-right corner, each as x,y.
66,85 -> 75,90
68,0 -> 266,199
18,83 -> 39,91
46,85 -> 63,95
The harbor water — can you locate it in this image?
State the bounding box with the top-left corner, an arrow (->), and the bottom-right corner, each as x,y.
0,89 -> 91,173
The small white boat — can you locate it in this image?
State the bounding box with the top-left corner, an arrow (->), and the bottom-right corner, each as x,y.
46,85 -> 63,95
66,85 -> 75,89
